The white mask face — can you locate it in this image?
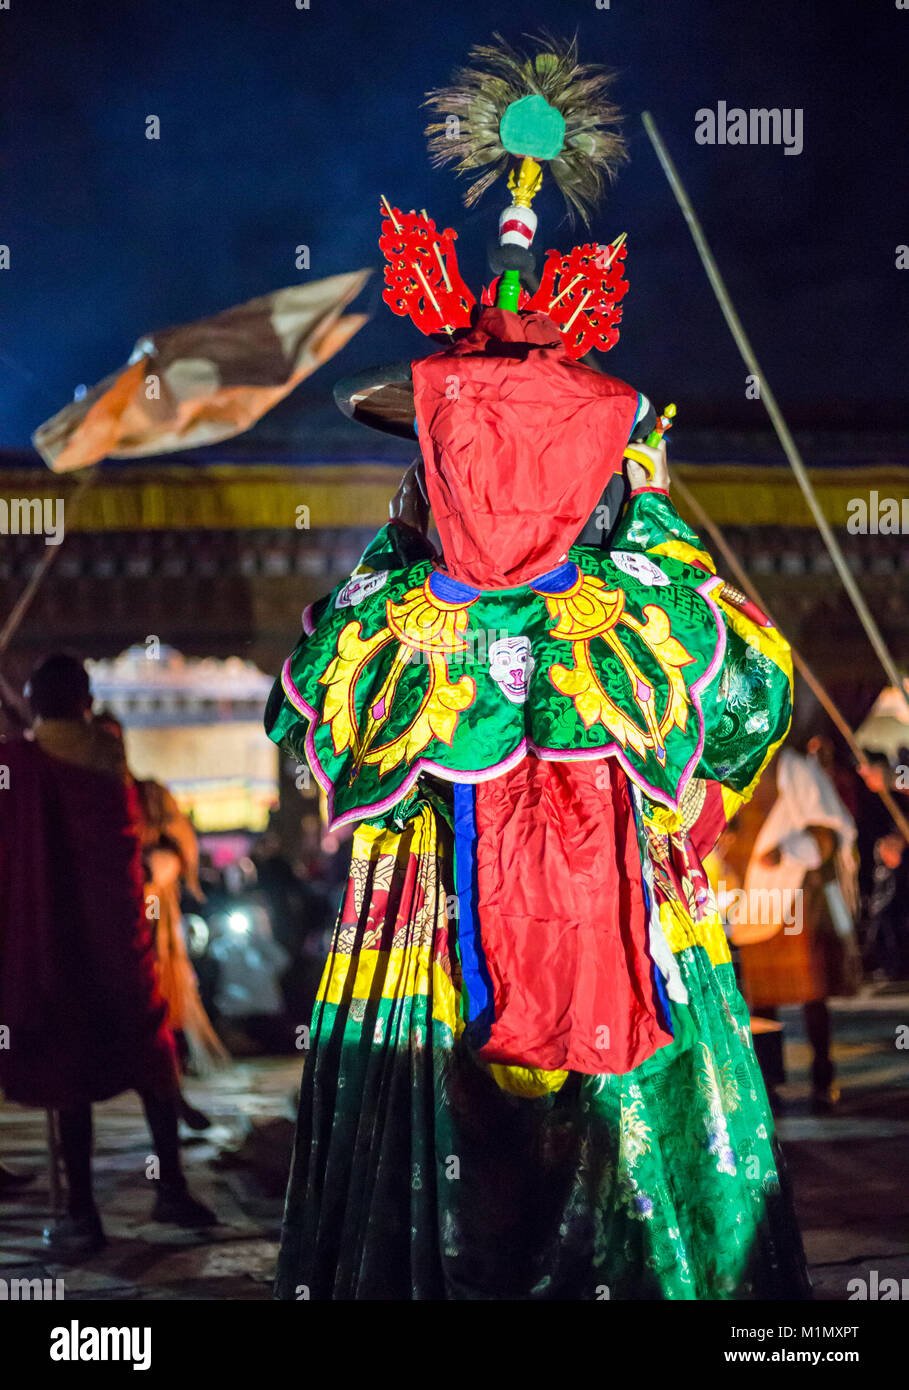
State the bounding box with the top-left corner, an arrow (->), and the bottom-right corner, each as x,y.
611,551 -> 670,587
488,636 -> 534,705
335,570 -> 389,609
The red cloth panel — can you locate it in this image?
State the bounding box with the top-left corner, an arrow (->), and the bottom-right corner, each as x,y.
473,757 -> 672,1074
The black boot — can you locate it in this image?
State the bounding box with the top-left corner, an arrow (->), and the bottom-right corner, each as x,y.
42,1209 -> 106,1260
178,1095 -> 212,1131
151,1183 -> 217,1228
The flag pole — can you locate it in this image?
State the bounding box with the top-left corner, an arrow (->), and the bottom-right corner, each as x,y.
641,111 -> 909,712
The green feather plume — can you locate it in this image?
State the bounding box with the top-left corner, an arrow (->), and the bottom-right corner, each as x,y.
424,32 -> 626,226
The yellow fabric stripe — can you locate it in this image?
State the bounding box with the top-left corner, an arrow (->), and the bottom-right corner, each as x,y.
316,948 -> 461,1030
486,1063 -> 569,1097
312,807 -> 463,1035
714,594 -> 792,672
660,898 -> 731,967
648,538 -> 716,573
714,594 -> 794,812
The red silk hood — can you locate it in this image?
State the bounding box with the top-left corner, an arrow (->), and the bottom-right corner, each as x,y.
412,307 -> 639,589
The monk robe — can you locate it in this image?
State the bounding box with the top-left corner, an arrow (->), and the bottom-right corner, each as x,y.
0,730 -> 177,1108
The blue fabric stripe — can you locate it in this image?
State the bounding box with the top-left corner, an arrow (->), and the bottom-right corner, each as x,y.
639,866 -> 673,1034
528,560 -> 578,594
427,569 -> 482,603
452,782 -> 494,1034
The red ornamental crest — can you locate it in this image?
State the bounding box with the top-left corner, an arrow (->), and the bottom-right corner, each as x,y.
379,205 -> 475,337
528,241 -> 629,358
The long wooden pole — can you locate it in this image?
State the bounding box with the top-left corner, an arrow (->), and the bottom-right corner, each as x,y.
642,112 -> 909,716
672,473 -> 909,847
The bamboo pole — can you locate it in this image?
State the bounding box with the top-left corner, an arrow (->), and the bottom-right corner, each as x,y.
672,473 -> 909,847
641,112 -> 909,716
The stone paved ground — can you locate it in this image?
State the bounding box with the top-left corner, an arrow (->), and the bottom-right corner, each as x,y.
0,1059 -> 296,1300
1,990 -> 907,1300
774,988 -> 909,1301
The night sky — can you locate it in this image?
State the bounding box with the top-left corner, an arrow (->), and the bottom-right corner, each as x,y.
2,0 -> 907,460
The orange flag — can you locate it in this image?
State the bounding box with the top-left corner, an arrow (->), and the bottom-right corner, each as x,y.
33,271 -> 371,472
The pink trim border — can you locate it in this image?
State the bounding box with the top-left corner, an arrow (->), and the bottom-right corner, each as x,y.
280,574 -> 727,831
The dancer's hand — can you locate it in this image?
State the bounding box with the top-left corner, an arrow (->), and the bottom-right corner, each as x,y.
624,439 -> 669,492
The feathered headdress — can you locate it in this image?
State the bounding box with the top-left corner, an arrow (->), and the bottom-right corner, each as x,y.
337,34 -> 647,438
424,32 -> 626,225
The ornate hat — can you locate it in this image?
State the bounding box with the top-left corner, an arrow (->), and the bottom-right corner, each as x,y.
335,34 -> 638,442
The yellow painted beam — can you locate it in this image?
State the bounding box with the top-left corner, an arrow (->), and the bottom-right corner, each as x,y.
0,462 -> 906,531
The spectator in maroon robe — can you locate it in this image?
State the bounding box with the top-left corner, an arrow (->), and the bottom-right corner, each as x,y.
0,653 -> 215,1258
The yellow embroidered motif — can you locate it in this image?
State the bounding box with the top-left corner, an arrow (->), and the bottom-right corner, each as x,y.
648,538 -> 716,574
386,578 -> 473,653
545,573 -> 695,766
321,623 -> 393,757
318,576 -> 478,780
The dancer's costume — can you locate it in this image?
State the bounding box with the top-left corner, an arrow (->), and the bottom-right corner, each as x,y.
266,37 -> 809,1299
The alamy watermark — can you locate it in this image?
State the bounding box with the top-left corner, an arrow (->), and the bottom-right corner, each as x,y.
50,1322 -> 151,1370
0,1275 -> 64,1300
0,497 -> 64,545
846,492 -> 909,534
719,883 -> 803,935
695,102 -> 803,157
847,1270 -> 909,1300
